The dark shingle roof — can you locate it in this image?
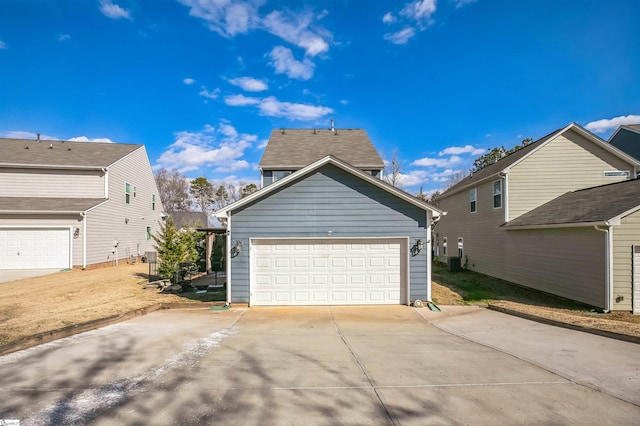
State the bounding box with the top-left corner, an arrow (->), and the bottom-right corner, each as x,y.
0,138 -> 141,168
259,128 -> 384,169
505,179 -> 640,227
0,197 -> 105,213
623,124 -> 640,132
169,211 -> 208,228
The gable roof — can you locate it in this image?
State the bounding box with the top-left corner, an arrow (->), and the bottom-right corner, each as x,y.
259,128 -> 384,170
0,197 -> 106,214
504,179 -> 640,229
217,155 -> 441,218
0,138 -> 142,169
441,123 -> 640,198
608,124 -> 640,161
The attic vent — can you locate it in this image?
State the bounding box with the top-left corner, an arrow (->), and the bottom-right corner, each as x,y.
24,145 -> 29,149
281,128 -> 286,134
603,171 -> 630,177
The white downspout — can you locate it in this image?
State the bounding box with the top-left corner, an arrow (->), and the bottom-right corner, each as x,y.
500,171 -> 509,222
594,225 -> 612,312
426,211 -> 432,302
103,167 -> 109,198
81,212 -> 87,269
225,214 -> 232,306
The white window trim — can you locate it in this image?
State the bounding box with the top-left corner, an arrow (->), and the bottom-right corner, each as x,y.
493,179 -> 502,209
470,188 -> 477,213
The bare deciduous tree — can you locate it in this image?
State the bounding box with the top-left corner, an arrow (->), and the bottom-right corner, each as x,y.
384,149 -> 403,188
154,169 -> 192,212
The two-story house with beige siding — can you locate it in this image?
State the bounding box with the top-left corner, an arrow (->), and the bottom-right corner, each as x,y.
436,123 -> 640,313
0,137 -> 165,270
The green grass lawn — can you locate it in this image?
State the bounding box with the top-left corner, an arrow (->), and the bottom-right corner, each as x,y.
432,262 -> 587,309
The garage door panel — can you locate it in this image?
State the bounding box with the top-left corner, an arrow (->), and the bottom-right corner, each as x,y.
251,239 -> 405,306
0,228 -> 70,270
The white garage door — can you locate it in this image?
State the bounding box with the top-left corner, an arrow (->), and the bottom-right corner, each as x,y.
251,238 -> 406,306
0,228 -> 71,270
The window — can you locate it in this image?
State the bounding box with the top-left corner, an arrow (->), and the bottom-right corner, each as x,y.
493,180 -> 502,208
273,171 -> 292,182
470,188 -> 477,213
443,237 -> 447,256
152,194 -> 156,211
125,182 -> 131,204
133,186 -> 137,198
146,226 -> 152,240
458,237 -> 464,259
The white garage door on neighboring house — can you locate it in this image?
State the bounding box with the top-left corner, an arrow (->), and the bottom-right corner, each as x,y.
251,238 -> 407,306
0,228 -> 71,270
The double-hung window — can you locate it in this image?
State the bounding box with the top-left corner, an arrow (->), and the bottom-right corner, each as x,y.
493,180 -> 502,208
470,188 -> 477,213
152,194 -> 156,211
443,237 -> 448,256
125,182 -> 132,204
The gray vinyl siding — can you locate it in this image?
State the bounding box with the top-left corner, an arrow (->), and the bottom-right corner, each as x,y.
84,147 -> 164,266
502,228 -> 606,308
0,168 -> 104,198
436,178 -> 507,276
508,130 -> 634,220
610,128 -> 640,162
612,210 -> 640,311
229,164 -> 431,303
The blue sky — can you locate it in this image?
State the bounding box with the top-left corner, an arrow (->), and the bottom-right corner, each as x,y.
1,0 -> 639,194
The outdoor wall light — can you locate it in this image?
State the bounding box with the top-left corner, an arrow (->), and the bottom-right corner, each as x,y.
231,240 -> 243,258
73,228 -> 80,239
410,239 -> 424,257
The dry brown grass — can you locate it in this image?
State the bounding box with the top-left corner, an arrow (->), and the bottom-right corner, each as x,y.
0,263 -> 210,346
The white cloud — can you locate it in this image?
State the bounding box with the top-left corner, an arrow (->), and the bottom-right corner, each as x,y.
99,0 -> 132,20
199,86 -> 220,99
382,12 -> 397,24
439,145 -> 485,156
258,96 -> 333,121
224,93 -> 333,121
340,99 -> 349,105
455,0 -> 477,8
155,123 -> 256,173
57,34 -> 71,41
585,114 -> 640,133
0,41 -> 6,49
224,94 -> 261,106
400,0 -> 437,24
261,10 -> 331,56
396,170 -> 429,188
228,76 -> 268,92
178,0 -> 262,37
412,155 -> 462,167
68,136 -> 114,143
383,27 -> 416,44
183,78 -> 195,85
268,46 -> 315,80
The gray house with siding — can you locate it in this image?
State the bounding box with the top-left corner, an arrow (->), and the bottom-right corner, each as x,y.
609,124 -> 640,163
435,123 -> 640,313
216,128 -> 441,306
0,137 -> 164,270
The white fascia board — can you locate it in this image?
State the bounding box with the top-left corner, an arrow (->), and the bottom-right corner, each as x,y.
0,163 -> 104,171
216,155 -> 442,218
608,204 -> 640,225
570,123 -> 640,166
504,221 -> 610,230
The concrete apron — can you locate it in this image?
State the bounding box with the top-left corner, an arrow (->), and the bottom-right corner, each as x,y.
1,306 -> 639,425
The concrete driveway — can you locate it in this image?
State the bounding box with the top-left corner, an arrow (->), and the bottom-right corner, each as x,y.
0,269 -> 61,283
1,306 -> 639,425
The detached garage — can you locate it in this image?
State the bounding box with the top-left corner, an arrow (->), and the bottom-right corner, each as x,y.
216,156 -> 441,307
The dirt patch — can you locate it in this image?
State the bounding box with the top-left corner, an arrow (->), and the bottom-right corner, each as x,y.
0,263 -> 216,346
